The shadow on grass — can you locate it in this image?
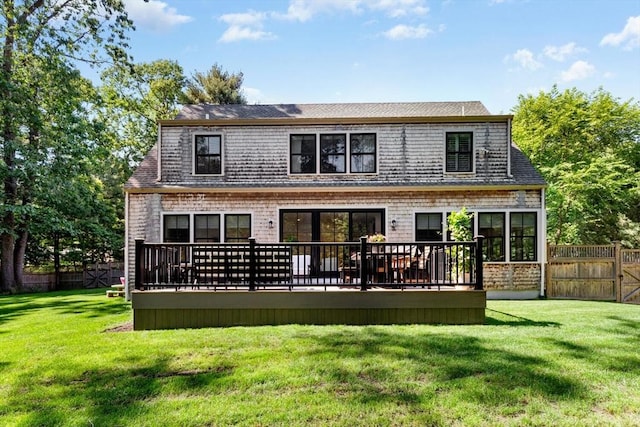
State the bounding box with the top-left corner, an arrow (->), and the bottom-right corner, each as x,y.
9,358 -> 235,426
298,327 -> 587,412
0,289 -> 129,326
485,308 -> 561,327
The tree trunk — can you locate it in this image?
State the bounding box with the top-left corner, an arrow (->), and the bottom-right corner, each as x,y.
1,234 -> 16,292
14,227 -> 28,289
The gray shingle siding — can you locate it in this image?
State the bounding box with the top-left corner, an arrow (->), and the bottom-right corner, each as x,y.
125,102 -> 545,191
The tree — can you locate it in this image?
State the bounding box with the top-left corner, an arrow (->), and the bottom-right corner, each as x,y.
182,63 -> 247,104
513,86 -> 640,246
0,0 -> 132,291
99,59 -> 186,169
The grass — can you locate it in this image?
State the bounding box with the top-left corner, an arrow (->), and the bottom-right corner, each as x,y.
0,290 -> 639,426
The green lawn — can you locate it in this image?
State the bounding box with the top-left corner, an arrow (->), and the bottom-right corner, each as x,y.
0,290 -> 638,426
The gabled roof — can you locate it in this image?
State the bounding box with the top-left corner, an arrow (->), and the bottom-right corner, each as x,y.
174,101 -> 492,121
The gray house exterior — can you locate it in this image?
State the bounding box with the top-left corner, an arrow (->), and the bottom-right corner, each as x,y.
125,101 -> 547,298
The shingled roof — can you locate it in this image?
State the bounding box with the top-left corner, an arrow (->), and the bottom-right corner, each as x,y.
174,101 -> 493,121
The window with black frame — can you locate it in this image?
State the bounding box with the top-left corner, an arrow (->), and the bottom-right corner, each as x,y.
225,214 -> 251,242
415,213 -> 443,241
510,212 -> 537,261
290,134 -> 316,174
194,214 -> 220,242
194,135 -> 222,174
320,134 -> 346,173
163,215 -> 190,242
446,132 -> 473,172
350,133 -> 376,173
478,212 -> 505,261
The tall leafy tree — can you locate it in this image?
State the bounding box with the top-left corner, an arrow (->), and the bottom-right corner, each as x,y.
0,0 -> 132,291
182,63 -> 247,104
513,86 -> 640,246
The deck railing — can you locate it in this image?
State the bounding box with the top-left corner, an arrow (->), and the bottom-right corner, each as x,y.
134,236 -> 484,291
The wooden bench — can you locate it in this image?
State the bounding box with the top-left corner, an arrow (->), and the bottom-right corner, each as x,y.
255,246 -> 292,287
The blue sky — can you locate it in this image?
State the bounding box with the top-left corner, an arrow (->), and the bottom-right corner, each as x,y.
119,0 -> 640,114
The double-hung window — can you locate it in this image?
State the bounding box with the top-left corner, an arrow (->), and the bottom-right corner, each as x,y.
479,213 -> 505,261
350,133 -> 376,173
194,214 -> 220,242
320,134 -> 346,173
225,214 -> 251,242
290,133 -> 376,174
163,215 -> 190,242
194,135 -> 222,175
290,134 -> 317,173
511,213 -> 537,261
415,213 -> 443,241
446,132 -> 473,172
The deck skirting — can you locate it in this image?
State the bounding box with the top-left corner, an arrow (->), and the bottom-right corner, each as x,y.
132,290 -> 486,330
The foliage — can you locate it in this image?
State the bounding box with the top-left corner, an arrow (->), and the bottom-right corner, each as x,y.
447,207 -> 473,242
0,0 -> 133,290
1,290 -> 639,425
513,86 -> 640,245
182,63 -> 247,104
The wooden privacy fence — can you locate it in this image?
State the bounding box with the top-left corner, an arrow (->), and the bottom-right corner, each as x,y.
23,263 -> 124,292
546,243 -> 640,303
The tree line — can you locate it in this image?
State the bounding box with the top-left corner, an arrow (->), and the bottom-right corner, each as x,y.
2,1 -> 639,292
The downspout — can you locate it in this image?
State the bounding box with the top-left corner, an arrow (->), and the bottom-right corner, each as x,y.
507,117 -> 513,178
540,187 -> 547,297
124,191 -> 130,300
156,122 -> 162,181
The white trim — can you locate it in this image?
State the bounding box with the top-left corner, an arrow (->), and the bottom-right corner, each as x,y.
540,188 -> 547,296
507,117 -> 513,178
160,211 -> 253,243
156,123 -> 162,182
191,132 -> 224,176
287,131 -> 379,176
124,192 -> 130,298
442,128 -> 476,175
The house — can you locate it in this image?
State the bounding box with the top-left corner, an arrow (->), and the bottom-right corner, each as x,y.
125,101 -> 546,300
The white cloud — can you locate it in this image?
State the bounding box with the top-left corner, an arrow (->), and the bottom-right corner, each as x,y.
243,87 -> 264,104
505,49 -> 543,71
560,60 -> 595,82
543,42 -> 587,61
124,0 -> 192,33
280,0 -> 428,21
600,15 -> 640,50
383,23 -> 433,40
218,11 -> 276,43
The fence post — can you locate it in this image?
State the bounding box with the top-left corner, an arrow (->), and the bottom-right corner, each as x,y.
359,236 -> 368,291
135,239 -> 144,290
614,241 -> 622,303
474,236 -> 484,291
249,237 -> 257,291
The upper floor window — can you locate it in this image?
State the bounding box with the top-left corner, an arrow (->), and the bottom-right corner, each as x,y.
511,212 -> 537,261
446,132 -> 473,172
350,133 -> 376,173
320,134 -> 346,173
479,212 -> 505,261
415,213 -> 443,241
194,135 -> 222,175
290,134 -> 317,173
290,133 -> 377,174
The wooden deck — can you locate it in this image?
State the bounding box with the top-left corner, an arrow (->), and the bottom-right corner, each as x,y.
131,288 -> 486,330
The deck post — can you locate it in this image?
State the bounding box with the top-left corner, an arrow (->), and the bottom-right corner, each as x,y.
360,236 -> 368,291
135,239 -> 144,290
474,236 -> 484,290
249,237 -> 257,291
